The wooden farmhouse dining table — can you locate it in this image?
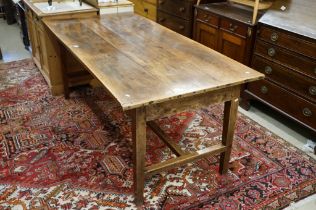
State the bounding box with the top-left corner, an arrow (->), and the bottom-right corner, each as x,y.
43,13 -> 264,206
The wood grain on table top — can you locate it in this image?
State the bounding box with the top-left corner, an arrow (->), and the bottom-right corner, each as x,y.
44,13 -> 263,110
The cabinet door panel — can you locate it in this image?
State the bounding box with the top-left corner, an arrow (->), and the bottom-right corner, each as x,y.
218,30 -> 246,63
28,14 -> 41,66
37,26 -> 49,76
194,21 -> 218,50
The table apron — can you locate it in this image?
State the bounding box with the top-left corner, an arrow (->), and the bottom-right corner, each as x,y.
145,85 -> 241,121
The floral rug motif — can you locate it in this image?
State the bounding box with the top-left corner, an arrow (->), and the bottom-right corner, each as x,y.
0,59 -> 315,210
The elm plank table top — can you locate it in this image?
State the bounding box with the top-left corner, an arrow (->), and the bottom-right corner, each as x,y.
43,13 -> 263,111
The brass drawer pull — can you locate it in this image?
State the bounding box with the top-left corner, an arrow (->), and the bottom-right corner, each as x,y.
179,7 -> 185,12
264,66 -> 273,74
158,0 -> 165,5
270,32 -> 279,42
268,48 -> 276,57
179,25 -> 185,30
260,86 -> 268,94
309,86 -> 316,95
229,23 -> 238,32
302,108 -> 312,117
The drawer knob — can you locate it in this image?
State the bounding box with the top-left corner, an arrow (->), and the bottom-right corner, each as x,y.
309,86 -> 316,95
179,7 -> 185,12
158,0 -> 165,5
270,32 -> 279,42
264,66 -> 273,74
229,23 -> 238,32
268,48 -> 276,57
144,8 -> 148,13
260,86 -> 268,94
179,25 -> 185,30
302,108 -> 312,117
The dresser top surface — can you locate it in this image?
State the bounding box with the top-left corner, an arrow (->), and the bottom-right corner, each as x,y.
259,0 -> 316,40
44,13 -> 263,110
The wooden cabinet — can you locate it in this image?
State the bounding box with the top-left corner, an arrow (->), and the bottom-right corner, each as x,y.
194,2 -> 257,65
129,0 -> 157,21
157,0 -> 220,38
24,0 -> 98,95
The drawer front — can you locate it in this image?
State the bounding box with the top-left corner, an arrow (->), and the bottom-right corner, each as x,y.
248,80 -> 316,130
252,56 -> 316,103
158,0 -> 192,20
157,11 -> 192,37
220,18 -> 248,37
254,40 -> 316,80
196,8 -> 219,27
134,1 -> 157,21
258,25 -> 316,60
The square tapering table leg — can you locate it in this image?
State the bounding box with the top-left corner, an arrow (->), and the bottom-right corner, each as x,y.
219,98 -> 239,174
132,107 -> 147,206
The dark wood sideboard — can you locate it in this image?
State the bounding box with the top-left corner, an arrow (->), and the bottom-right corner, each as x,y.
243,0 -> 316,136
157,0 -> 223,38
193,2 -> 261,65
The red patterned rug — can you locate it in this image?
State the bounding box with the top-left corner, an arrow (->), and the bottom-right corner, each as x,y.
0,59 -> 315,210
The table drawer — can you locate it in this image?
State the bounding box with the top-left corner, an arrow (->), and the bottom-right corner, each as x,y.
196,8 -> 219,27
248,80 -> 316,129
158,0 -> 192,20
254,40 -> 316,80
157,11 -> 192,37
258,25 -> 316,60
252,55 -> 316,103
220,18 -> 248,37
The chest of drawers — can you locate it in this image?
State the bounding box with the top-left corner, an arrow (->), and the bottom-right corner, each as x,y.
243,23 -> 316,133
157,0 -> 221,38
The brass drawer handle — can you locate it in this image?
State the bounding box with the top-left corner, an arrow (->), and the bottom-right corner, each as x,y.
302,108 -> 312,117
229,23 -> 238,32
158,0 -> 165,5
179,25 -> 185,30
260,86 -> 268,94
309,86 -> 316,95
270,32 -> 279,42
268,48 -> 276,57
264,66 -> 273,74
203,14 -> 208,19
179,7 -> 185,12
